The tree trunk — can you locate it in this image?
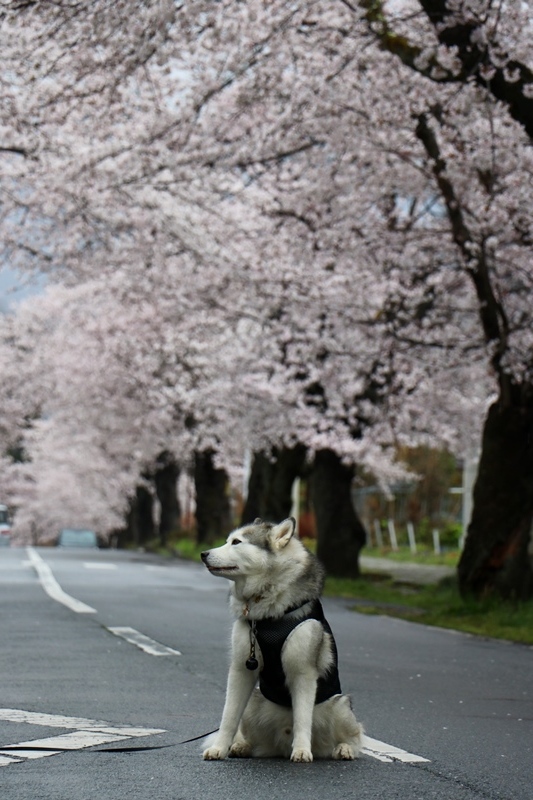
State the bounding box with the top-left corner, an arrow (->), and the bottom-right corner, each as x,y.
458,399 -> 533,600
241,451 -> 270,524
194,449 -> 232,544
115,485 -> 154,548
114,499 -> 136,549
309,449 -> 366,578
241,444 -> 307,524
154,455 -> 181,547
135,484 -> 155,546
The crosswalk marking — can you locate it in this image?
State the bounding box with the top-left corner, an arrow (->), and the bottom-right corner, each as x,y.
0,708 -> 165,767
0,731 -> 129,760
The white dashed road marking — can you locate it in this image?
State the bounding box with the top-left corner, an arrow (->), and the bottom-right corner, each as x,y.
0,709 -> 165,766
24,550 -> 183,658
26,547 -> 96,614
107,627 -> 182,656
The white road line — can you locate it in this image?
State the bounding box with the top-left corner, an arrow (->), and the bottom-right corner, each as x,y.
107,626 -> 182,656
362,734 -> 430,763
83,562 -> 117,570
0,708 -> 166,767
25,547 -> 97,614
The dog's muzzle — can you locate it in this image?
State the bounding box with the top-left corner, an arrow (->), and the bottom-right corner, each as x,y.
201,552 -> 238,573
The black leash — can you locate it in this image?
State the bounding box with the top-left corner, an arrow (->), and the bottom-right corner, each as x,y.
176,727 -> 220,745
1,728 -> 220,754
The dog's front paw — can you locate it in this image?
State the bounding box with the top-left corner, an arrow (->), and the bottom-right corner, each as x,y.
229,740 -> 252,758
333,743 -> 356,760
291,747 -> 313,763
203,745 -> 228,760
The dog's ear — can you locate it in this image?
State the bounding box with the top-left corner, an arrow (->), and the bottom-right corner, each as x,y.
269,517 -> 296,550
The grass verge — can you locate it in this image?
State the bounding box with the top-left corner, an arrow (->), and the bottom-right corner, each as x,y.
325,573 -> 533,646
361,546 -> 460,567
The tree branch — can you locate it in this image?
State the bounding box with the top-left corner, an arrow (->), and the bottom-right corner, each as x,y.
414,110 -> 511,394
0,145 -> 28,157
348,0 -> 533,139
351,0 -> 458,82
418,0 -> 533,138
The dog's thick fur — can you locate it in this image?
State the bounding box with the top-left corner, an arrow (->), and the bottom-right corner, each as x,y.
200,517 -> 363,762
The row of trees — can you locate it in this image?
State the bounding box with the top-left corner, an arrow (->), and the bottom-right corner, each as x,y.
1,1 -> 532,598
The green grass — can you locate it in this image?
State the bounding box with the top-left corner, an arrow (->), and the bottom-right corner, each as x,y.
325,573 -> 533,645
361,546 -> 460,567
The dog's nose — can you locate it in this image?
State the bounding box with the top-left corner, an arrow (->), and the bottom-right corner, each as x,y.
200,551 -> 209,563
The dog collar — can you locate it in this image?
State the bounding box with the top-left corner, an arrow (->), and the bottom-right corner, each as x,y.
243,597 -> 312,619
242,595 -> 263,617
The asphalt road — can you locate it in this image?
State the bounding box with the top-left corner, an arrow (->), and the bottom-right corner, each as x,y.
0,546 -> 531,800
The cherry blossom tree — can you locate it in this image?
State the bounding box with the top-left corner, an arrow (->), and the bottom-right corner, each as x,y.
344,0 -> 533,596
176,0 -> 533,594
1,261 -> 247,542
1,1 -> 523,592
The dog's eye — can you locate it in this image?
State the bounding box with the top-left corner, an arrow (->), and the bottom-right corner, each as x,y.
231,539 -> 242,545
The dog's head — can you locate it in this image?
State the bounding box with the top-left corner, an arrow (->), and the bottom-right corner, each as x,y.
200,517 -> 297,580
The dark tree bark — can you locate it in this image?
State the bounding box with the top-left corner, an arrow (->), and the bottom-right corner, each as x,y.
153,453 -> 181,547
241,450 -> 270,523
115,484 -> 154,548
417,0 -> 533,139
309,449 -> 366,578
241,444 -> 307,524
135,484 -> 155,546
355,0 -> 533,140
458,400 -> 533,600
194,449 -> 232,544
114,500 -> 136,549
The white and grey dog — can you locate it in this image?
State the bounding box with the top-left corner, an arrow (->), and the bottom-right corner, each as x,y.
200,517 -> 363,762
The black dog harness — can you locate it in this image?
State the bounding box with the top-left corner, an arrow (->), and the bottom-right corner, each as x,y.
248,598 -> 342,708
